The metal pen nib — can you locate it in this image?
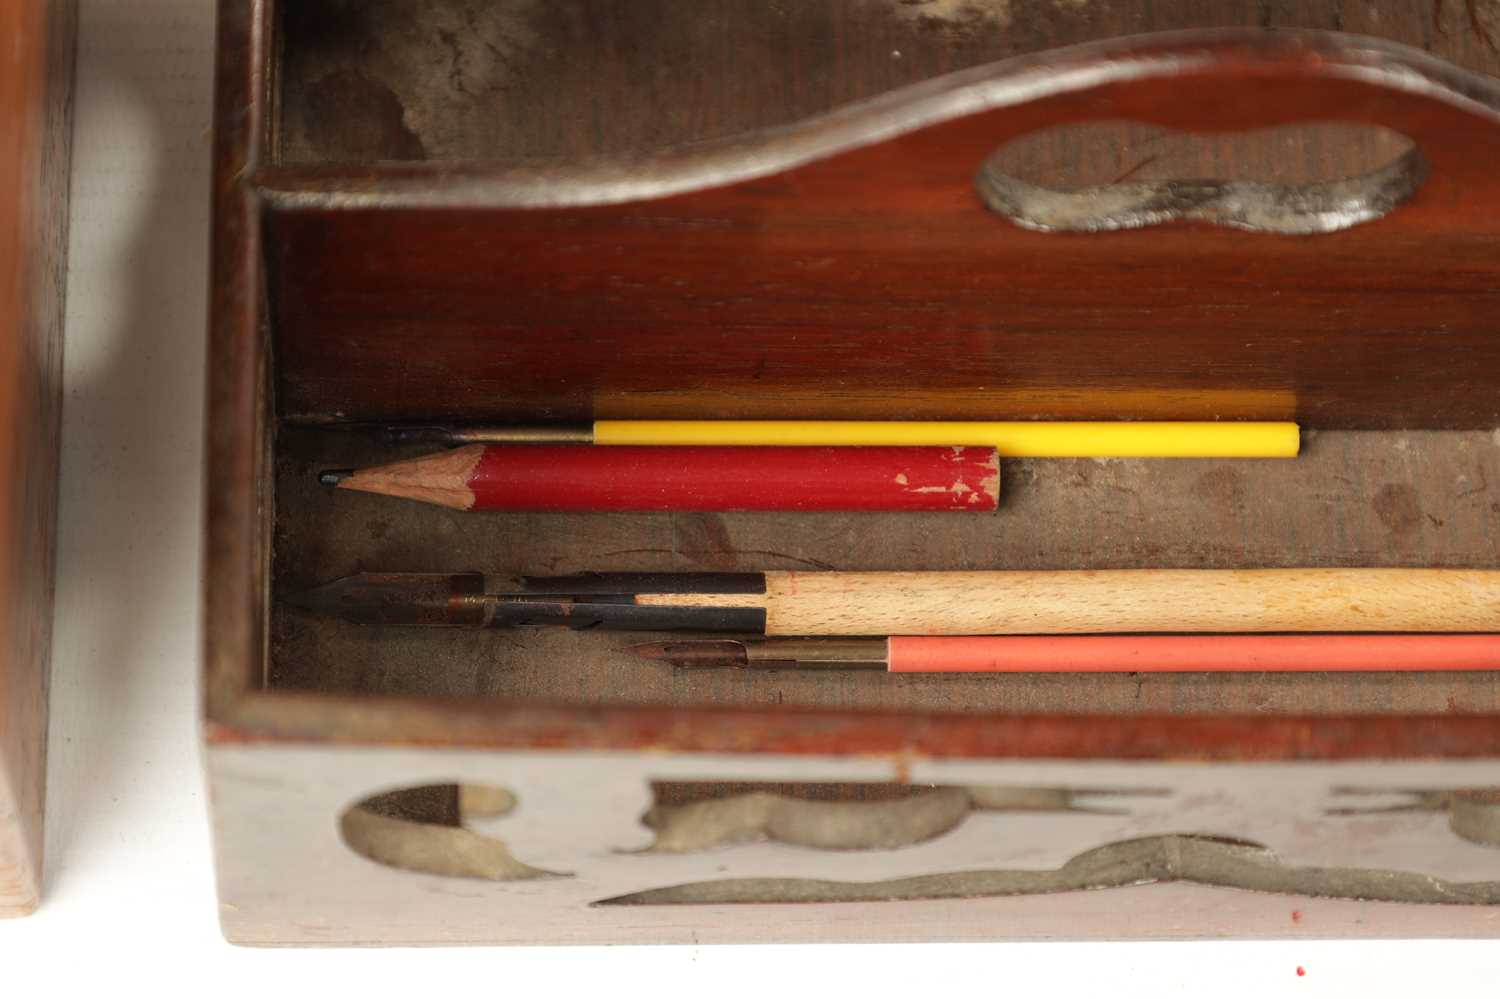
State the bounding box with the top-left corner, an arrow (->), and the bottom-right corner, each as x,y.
383,424 -> 594,446
282,572 -> 769,633
283,571 -> 493,627
626,638 -> 888,670
318,469 -> 354,487
625,640 -> 754,668
383,425 -> 466,445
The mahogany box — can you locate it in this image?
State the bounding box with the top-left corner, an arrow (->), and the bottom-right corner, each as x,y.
207,0 -> 1500,944
1,0 -> 74,919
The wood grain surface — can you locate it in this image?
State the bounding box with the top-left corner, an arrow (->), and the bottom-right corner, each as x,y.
638,569 -> 1500,634
743,568 -> 1500,635
0,0 -> 74,918
260,16 -> 1500,428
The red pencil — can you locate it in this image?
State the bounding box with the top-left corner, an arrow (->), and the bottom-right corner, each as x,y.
320,444 -> 1000,512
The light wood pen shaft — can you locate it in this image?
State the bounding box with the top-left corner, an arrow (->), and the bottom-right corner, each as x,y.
638,569 -> 1500,635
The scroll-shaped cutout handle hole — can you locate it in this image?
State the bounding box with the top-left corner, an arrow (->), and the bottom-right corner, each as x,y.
640,780 -> 1168,853
1327,785 -> 1500,849
340,782 -> 565,881
977,121 -> 1425,234
1448,790 -> 1500,848
597,832 -> 1500,908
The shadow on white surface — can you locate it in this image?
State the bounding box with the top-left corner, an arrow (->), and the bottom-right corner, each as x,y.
40,0 -> 214,912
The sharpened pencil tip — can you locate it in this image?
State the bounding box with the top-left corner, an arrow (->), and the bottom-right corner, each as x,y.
319,469 -> 354,487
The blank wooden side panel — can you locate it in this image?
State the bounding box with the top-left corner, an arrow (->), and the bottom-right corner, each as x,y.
0,0 -> 75,918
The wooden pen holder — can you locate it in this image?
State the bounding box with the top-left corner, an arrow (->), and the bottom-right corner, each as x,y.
209,1 -> 1500,944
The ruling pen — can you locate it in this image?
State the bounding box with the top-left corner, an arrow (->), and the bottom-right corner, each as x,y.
284,568 -> 1500,635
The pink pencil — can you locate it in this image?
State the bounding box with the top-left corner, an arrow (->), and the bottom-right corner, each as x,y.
629,634 -> 1500,672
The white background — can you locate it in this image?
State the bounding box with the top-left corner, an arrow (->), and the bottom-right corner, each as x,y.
3,2 -> 1498,993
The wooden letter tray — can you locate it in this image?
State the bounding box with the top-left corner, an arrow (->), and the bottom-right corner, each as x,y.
208,1 -> 1500,944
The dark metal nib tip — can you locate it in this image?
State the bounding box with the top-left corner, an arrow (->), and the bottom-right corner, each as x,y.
384,425 -> 452,445
622,640 -> 746,668
281,575 -> 360,615
319,469 -> 354,487
280,586 -> 323,613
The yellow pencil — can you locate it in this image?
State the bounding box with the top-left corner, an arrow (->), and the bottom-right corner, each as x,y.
388,421 -> 1301,458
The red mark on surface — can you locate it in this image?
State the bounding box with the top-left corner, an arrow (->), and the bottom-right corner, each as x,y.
1291,909 -> 1302,924
1296,966 -> 1306,977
